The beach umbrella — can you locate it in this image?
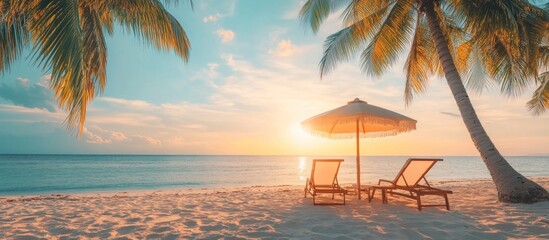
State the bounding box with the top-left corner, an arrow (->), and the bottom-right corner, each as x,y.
301,98 -> 417,199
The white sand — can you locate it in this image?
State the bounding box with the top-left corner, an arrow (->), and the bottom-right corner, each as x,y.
1,177 -> 548,239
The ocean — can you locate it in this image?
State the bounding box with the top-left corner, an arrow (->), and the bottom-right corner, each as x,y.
0,155 -> 548,196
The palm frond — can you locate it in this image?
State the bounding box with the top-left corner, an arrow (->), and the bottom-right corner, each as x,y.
159,0 -> 193,9
341,0 -> 392,26
0,1 -> 31,73
459,0 -> 521,37
30,0 -> 87,134
349,2 -> 394,41
490,37 -> 531,96
518,4 -> 548,77
320,28 -> 356,78
80,1 -> 108,93
540,46 -> 549,68
319,3 -> 391,77
527,71 -> 549,115
454,36 -> 496,94
360,0 -> 415,76
455,39 -> 473,74
404,16 -> 435,105
458,0 -> 548,97
466,45 -> 494,93
110,0 -> 190,61
299,0 -> 348,33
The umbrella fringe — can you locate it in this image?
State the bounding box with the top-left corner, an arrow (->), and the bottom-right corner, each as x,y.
302,128 -> 416,139
301,117 -> 417,138
303,116 -> 416,128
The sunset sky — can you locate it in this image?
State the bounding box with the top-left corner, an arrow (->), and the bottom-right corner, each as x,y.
0,0 -> 547,156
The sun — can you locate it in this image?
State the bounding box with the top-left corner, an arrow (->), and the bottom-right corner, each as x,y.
291,123 -> 311,141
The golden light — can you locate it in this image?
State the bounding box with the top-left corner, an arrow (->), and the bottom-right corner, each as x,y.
291,123 -> 310,141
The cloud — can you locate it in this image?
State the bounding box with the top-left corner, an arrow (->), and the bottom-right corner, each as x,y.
134,135 -> 161,145
203,13 -> 222,23
17,77 -> 30,86
269,39 -> 296,57
267,27 -> 289,43
99,97 -> 152,109
193,63 -> 220,84
89,126 -> 129,142
216,28 -> 235,43
0,77 -> 57,112
84,128 -> 112,144
205,63 -> 220,77
41,74 -> 52,81
440,111 -> 460,117
83,125 -> 162,146
111,131 -> 128,141
202,1 -> 236,23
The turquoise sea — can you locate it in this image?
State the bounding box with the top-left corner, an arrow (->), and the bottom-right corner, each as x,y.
0,155 -> 548,196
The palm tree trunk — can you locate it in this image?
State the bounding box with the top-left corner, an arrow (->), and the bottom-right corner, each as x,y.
422,0 -> 548,203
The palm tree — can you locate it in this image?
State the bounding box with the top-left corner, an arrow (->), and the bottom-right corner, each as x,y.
0,0 -> 191,135
300,0 -> 549,203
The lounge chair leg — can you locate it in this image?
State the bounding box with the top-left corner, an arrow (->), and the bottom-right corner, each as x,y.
417,195 -> 422,211
444,194 -> 450,210
332,193 -> 335,199
304,179 -> 309,198
313,195 -> 316,205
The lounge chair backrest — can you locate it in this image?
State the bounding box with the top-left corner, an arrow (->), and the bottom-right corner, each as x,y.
311,159 -> 343,186
393,158 -> 441,187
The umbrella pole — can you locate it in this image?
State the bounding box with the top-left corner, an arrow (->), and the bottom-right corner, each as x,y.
356,120 -> 361,200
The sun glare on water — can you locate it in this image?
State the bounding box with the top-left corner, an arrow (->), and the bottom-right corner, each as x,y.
298,156 -> 307,181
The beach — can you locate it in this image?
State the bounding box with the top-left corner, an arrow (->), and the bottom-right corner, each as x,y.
1,177 -> 548,239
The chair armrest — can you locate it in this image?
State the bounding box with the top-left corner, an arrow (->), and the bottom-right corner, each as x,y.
378,179 -> 394,185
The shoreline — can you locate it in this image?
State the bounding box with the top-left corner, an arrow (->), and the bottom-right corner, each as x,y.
2,176 -> 548,199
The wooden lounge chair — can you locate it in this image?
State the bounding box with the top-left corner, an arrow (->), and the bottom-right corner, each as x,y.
304,159 -> 347,205
366,158 -> 452,210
